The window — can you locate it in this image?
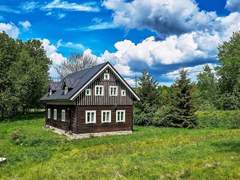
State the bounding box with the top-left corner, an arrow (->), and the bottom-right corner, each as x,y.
85,89 -> 91,96
109,86 -> 118,96
54,109 -> 57,120
121,90 -> 126,96
101,110 -> 111,123
47,108 -> 51,119
104,73 -> 110,80
64,86 -> 68,95
61,109 -> 66,121
95,85 -> 104,96
49,89 -> 52,96
85,111 -> 96,124
116,110 -> 125,122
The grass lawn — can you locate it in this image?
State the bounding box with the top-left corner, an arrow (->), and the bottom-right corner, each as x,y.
0,113 -> 240,179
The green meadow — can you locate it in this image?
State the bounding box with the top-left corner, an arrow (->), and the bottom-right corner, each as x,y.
0,113 -> 239,180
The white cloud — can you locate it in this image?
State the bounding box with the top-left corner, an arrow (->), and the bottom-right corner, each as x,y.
21,1 -> 40,12
165,63 -> 217,82
40,38 -> 66,65
226,0 -> 240,12
0,5 -> 20,14
68,21 -> 117,31
0,22 -> 19,38
56,39 -> 85,50
103,0 -> 217,35
43,0 -> 99,12
98,32 -> 219,67
57,13 -> 66,19
19,21 -> 31,31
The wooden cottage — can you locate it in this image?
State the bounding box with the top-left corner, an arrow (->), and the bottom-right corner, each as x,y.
41,62 -> 140,138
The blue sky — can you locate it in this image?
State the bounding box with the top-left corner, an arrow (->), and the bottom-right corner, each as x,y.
0,0 -> 240,86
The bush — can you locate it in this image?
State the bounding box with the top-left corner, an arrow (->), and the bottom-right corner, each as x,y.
11,129 -> 26,145
196,110 -> 240,128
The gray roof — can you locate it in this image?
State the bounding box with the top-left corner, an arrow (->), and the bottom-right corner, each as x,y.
41,62 -> 108,102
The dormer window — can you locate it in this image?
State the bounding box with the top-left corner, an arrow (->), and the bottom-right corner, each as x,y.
104,73 -> 110,80
64,86 -> 68,95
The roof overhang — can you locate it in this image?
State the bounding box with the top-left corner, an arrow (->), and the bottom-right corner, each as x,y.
70,62 -> 140,101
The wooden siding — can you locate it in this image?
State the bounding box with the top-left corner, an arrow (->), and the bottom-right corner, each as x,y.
75,67 -> 134,106
45,105 -> 74,131
72,105 -> 133,134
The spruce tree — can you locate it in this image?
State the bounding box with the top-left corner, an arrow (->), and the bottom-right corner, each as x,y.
134,71 -> 159,125
162,70 -> 197,128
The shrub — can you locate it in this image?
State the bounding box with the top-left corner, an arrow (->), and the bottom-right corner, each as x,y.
196,110 -> 240,128
11,129 -> 26,145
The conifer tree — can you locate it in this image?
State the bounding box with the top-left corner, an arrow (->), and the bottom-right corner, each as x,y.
134,71 -> 159,125
162,70 -> 197,128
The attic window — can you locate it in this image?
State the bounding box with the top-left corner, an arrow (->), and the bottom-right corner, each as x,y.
121,90 -> 126,96
64,86 -> 68,95
104,73 -> 110,80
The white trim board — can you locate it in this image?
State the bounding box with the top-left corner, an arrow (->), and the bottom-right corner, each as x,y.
70,63 -> 140,101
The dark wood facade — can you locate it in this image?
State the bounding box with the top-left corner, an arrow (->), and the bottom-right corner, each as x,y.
44,64 -> 137,134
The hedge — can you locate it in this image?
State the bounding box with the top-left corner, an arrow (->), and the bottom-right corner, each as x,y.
196,110 -> 240,128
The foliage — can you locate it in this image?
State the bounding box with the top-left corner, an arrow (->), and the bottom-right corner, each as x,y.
162,70 -> 197,128
0,32 -> 50,119
196,65 -> 218,110
0,115 -> 240,179
197,110 -> 240,128
134,71 -> 159,125
55,53 -> 96,79
217,32 -> 240,110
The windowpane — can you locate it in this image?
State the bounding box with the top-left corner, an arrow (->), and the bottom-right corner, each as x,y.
116,110 -> 125,122
61,110 -> 65,121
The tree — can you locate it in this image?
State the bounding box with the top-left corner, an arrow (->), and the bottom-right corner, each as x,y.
55,53 -> 96,79
162,70 -> 197,128
0,32 -> 50,119
196,65 -> 218,109
0,32 -> 18,119
10,40 -> 50,113
217,32 -> 240,109
134,71 -> 159,125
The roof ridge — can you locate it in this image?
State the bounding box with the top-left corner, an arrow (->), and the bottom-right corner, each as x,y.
64,62 -> 108,79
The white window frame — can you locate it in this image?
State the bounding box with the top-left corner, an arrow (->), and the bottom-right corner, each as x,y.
85,110 -> 96,124
53,109 -> 57,120
109,86 -> 118,96
61,109 -> 66,122
101,110 -> 111,123
116,110 -> 126,122
47,108 -> 51,119
121,89 -> 126,96
85,89 -> 91,96
95,85 -> 104,96
103,73 -> 110,80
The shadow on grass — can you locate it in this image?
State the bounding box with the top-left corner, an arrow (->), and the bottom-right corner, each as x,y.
211,140 -> 240,153
0,112 -> 44,123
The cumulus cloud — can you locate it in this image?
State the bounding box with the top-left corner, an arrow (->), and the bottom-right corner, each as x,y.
43,0 -> 99,12
103,0 -> 217,35
98,32 -> 219,66
165,63 -> 217,82
19,21 -> 31,31
226,0 -> 240,12
0,22 -> 19,38
40,38 -> 66,65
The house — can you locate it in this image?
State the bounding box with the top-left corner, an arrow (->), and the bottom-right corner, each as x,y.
40,62 -> 140,138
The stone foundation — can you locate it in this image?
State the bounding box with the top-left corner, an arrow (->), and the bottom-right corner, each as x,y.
45,125 -> 132,139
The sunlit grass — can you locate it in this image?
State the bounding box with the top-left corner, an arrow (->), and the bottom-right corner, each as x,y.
0,114 -> 239,179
